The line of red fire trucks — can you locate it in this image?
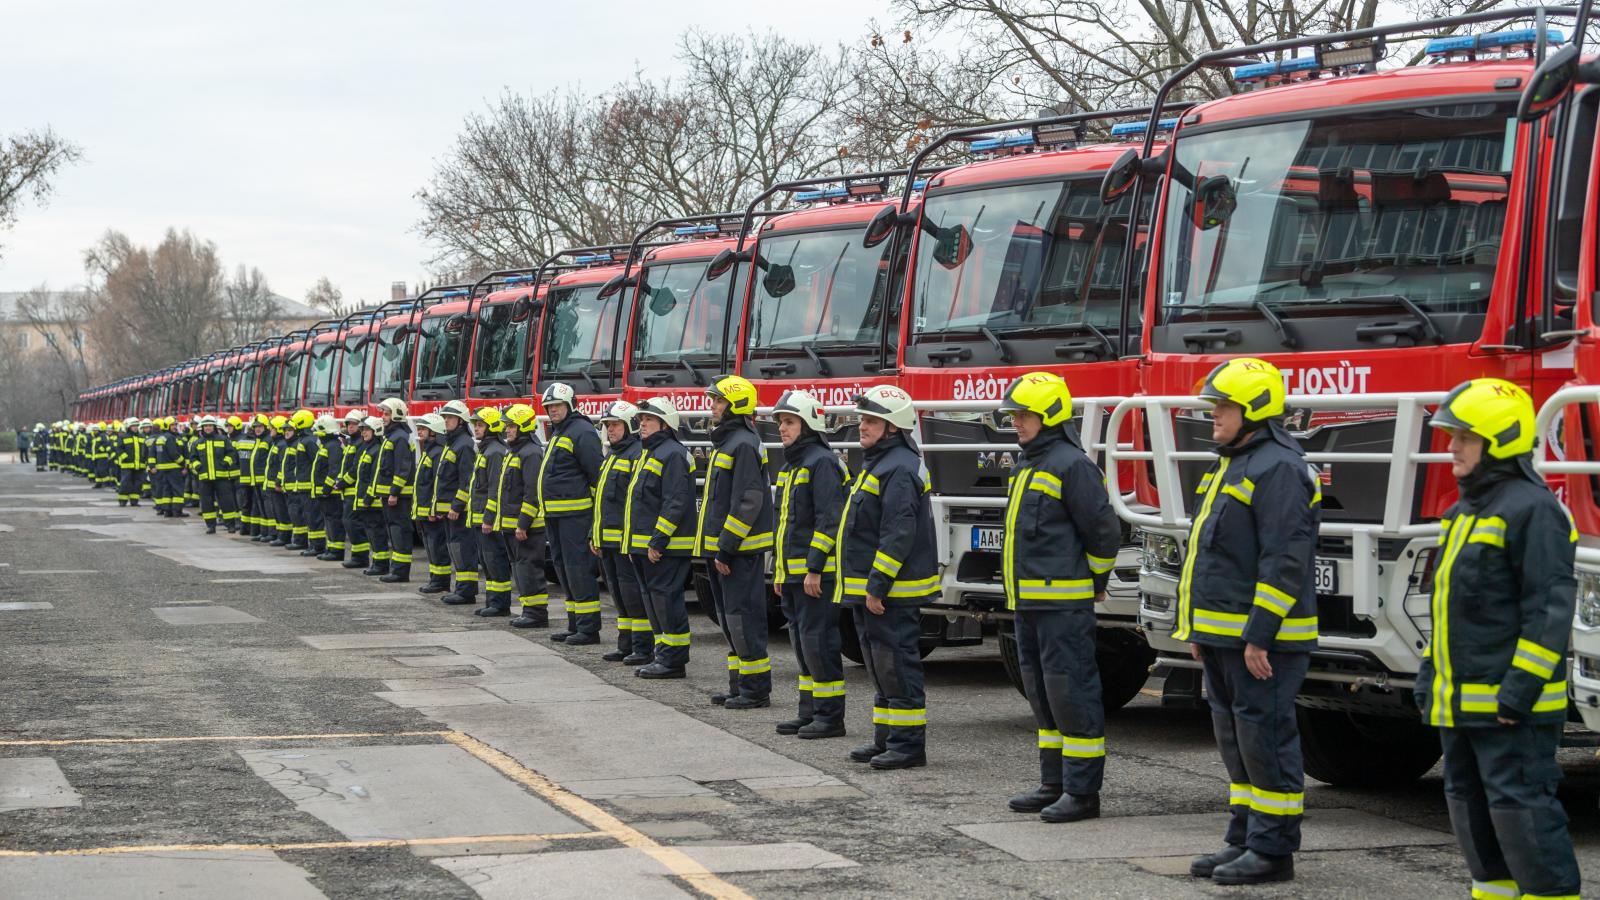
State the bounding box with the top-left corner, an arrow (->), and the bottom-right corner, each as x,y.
73,7 -> 1600,787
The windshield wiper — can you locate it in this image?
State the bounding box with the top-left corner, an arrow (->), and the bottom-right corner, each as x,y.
679,357 -> 704,385
576,363 -> 601,393
802,343 -> 832,377
977,325 -> 1013,364
1339,294 -> 1443,344
1251,301 -> 1298,349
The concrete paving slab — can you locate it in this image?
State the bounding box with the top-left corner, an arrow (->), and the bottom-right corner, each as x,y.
434,842 -> 856,899
737,774 -> 864,802
606,795 -> 739,815
953,808 -> 1454,862
17,569 -> 99,575
562,776 -> 715,799
211,577 -> 283,583
300,631 -> 538,654
480,682 -> 637,703
0,851 -> 327,900
737,774 -> 848,791
239,744 -> 584,841
424,698 -> 821,785
0,601 -> 53,611
151,605 -> 262,625
375,687 -> 505,708
0,758 -> 83,811
1129,856 -> 1195,876
633,820 -> 720,839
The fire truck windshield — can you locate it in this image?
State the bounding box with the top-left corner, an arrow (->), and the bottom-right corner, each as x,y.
276,354 -> 303,408
473,302 -> 531,387
910,178 -> 1133,350
371,326 -> 409,399
337,344 -> 368,404
633,259 -> 729,366
746,227 -> 889,353
542,284 -> 623,379
304,349 -> 335,406
415,316 -> 466,389
238,365 -> 260,410
1156,101 -> 1513,351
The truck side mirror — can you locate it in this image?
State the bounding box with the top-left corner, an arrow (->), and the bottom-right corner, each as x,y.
863,205 -> 897,248
1519,43 -> 1579,122
1100,149 -> 1141,204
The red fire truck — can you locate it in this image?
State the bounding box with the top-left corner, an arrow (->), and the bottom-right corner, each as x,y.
1105,11 -> 1584,784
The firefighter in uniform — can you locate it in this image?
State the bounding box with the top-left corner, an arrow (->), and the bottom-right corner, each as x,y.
470,406 -> 512,617
437,400 -> 481,606
1177,358 -> 1319,885
116,417 -> 146,506
770,389 -> 848,739
699,374 -> 776,709
154,418 -> 188,518
281,412 -> 315,551
139,420 -> 155,504
374,398 -> 416,583
629,397 -> 697,678
1417,378 -> 1581,900
591,401 -> 651,659
247,416 -> 273,540
354,415 -> 389,574
332,410 -> 365,561
836,385 -> 937,770
308,414 -> 342,558
994,373 -> 1121,822
264,415 -> 289,545
33,423 -> 47,471
192,416 -> 238,534
228,416 -> 254,533
502,404 -> 551,629
413,414 -> 452,591
538,383 -> 605,645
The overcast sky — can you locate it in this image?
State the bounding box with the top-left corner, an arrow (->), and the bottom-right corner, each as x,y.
0,0 -> 891,306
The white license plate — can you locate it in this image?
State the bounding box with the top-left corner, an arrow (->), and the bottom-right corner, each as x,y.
971,526 -> 1003,551
1314,558 -> 1338,595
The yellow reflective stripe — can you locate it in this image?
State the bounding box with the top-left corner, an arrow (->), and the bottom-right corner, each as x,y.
1016,578 -> 1095,601
656,516 -> 678,536
872,550 -> 903,578
667,536 -> 696,551
1196,471 -> 1215,495
1027,471 -> 1061,499
1514,638 -> 1562,680
1471,881 -> 1519,900
811,680 -> 845,698
1220,477 -> 1255,505
1190,608 -> 1247,638
1459,680 -> 1568,714
1468,516 -> 1506,547
658,632 -> 691,646
1277,616 -> 1319,640
519,595 -> 549,608
642,457 -> 663,475
797,675 -> 813,692
1086,552 -> 1115,575
738,532 -> 773,551
568,601 -> 602,614
739,657 -> 772,675
871,706 -> 926,727
1060,735 -> 1105,758
1430,514 -> 1474,727
723,516 -> 751,538
1228,783 -> 1252,807
544,497 -> 592,512
1037,729 -> 1063,749
810,531 -> 835,552
1252,582 -> 1296,617
601,528 -> 624,541
1248,787 -> 1303,816
860,474 -> 880,495
552,436 -> 573,452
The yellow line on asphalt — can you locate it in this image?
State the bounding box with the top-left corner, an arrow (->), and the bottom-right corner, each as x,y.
0,831 -> 599,857
0,731 -> 451,747
442,731 -> 754,900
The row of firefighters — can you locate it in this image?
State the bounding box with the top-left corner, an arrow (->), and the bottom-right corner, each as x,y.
36,363 -> 1580,894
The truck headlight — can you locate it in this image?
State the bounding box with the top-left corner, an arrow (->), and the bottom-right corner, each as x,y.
1578,572 -> 1600,628
1139,529 -> 1183,572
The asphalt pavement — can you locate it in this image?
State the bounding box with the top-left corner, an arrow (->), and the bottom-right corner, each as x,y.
3,462 -> 1599,898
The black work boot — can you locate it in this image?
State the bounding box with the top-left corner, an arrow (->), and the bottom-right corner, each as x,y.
1039,793 -> 1099,823
363,563 -> 389,577
1211,850 -> 1293,885
622,651 -> 653,666
849,743 -> 886,763
440,591 -> 475,606
1008,785 -> 1063,814
1189,845 -> 1248,878
509,609 -> 548,628
379,569 -> 410,583
550,631 -> 572,643
775,717 -> 811,736
474,605 -> 510,617
869,749 -> 927,770
562,633 -> 598,646
797,721 -> 846,740
724,695 -> 770,710
205,523 -> 216,534
635,662 -> 685,679
601,650 -> 628,661
342,554 -> 368,569
418,579 -> 450,594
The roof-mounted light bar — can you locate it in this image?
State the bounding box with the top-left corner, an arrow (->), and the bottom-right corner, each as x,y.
969,133 -> 1035,152
1109,117 -> 1180,137
1425,26 -> 1564,57
573,253 -> 614,264
672,223 -> 722,236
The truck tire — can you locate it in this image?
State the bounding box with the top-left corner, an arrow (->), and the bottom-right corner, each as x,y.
1298,707 -> 1442,787
837,609 -> 936,662
693,570 -> 717,626
1000,627 -> 1154,712
1096,628 -> 1156,712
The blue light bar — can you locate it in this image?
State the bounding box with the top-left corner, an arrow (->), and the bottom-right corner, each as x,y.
1109,117 -> 1180,137
970,133 -> 1035,152
1280,56 -> 1320,74
1425,27 -> 1563,56
795,186 -> 850,202
573,253 -> 613,264
1233,61 -> 1282,81
672,223 -> 720,236
438,290 -> 468,298
501,274 -> 534,284
911,179 -> 927,191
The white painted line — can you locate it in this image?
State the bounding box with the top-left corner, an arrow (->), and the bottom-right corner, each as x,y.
17,570 -> 99,575
210,578 -> 282,583
0,602 -> 53,611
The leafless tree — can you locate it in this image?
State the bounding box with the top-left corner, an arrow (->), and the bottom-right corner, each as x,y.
84,228 -> 225,378
304,275 -> 350,317
0,128 -> 83,260
216,264 -> 285,346
9,285 -> 93,420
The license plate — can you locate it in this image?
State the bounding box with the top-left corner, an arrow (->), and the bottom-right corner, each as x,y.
971,526 -> 1003,551
1314,558 -> 1338,595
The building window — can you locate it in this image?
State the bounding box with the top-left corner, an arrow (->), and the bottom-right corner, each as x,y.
15,332 -> 27,349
